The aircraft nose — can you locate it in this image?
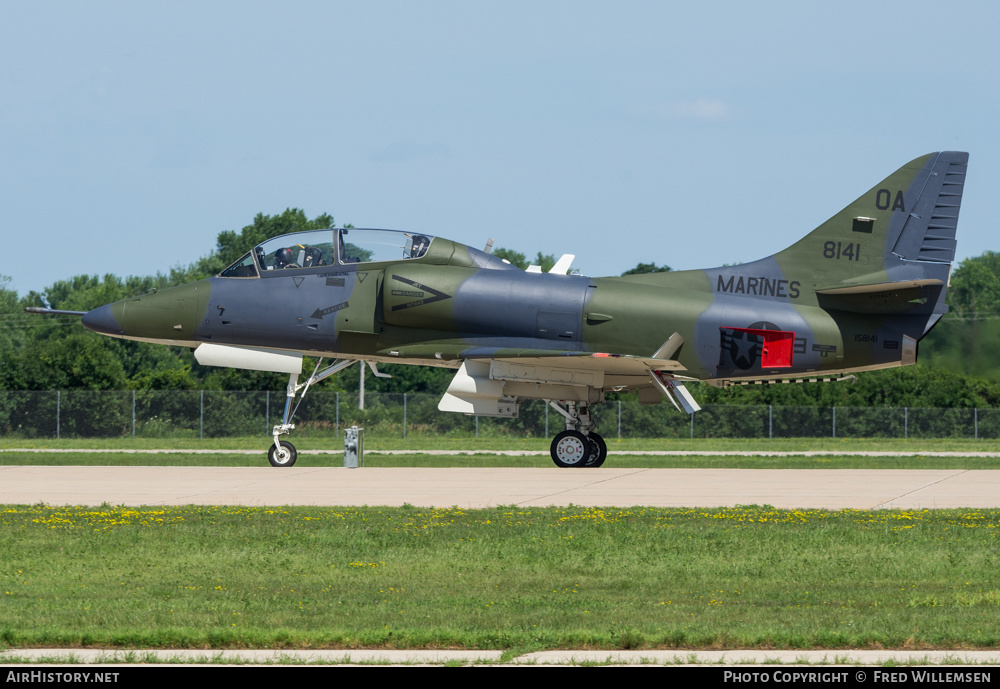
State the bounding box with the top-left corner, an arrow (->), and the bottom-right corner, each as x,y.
81,303 -> 124,337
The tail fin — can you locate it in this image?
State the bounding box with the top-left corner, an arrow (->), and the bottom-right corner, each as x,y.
773,151 -> 968,315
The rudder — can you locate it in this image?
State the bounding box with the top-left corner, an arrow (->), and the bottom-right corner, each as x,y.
889,151 -> 967,265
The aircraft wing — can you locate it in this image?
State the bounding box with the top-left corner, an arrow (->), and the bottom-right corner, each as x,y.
470,351 -> 687,375
377,344 -> 686,374
419,336 -> 698,417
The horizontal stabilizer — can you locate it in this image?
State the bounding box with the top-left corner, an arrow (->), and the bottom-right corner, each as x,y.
816,279 -> 943,295
815,279 -> 945,314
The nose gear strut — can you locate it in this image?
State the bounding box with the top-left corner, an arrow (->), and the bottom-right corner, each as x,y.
268,357 -> 359,467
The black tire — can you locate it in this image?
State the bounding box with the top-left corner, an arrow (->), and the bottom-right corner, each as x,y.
550,430 -> 590,468
585,432 -> 607,467
268,440 -> 297,467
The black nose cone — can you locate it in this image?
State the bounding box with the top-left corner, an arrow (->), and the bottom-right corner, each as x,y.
81,303 -> 123,337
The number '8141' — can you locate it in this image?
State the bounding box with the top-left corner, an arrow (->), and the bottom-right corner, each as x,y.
823,242 -> 861,261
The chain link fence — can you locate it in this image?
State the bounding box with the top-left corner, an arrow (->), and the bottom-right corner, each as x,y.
1,390 -> 999,440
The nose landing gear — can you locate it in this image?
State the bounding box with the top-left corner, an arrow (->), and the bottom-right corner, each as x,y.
267,357 -> 359,467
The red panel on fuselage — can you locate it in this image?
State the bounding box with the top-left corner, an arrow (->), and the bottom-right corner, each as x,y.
725,327 -> 795,368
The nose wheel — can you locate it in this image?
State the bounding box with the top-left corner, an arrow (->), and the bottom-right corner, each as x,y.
268,440 -> 297,467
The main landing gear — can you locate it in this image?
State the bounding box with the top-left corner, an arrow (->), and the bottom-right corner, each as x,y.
547,401 -> 607,468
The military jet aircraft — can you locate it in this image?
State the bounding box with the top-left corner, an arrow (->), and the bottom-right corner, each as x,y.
52,151 -> 967,467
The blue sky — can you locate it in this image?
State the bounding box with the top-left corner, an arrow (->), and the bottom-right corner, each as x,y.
2,1 -> 997,297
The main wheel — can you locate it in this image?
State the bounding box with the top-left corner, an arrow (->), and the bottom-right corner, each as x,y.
585,432 -> 607,467
550,430 -> 590,468
268,440 -> 297,467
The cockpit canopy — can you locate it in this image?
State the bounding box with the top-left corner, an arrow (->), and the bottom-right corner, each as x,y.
219,228 -> 435,278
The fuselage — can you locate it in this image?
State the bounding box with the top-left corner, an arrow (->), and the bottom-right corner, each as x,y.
80,228 -> 934,391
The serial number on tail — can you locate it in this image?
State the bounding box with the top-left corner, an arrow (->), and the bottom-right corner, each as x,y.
823,242 -> 861,261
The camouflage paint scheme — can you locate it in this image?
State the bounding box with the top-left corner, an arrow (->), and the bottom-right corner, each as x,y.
79,152 -> 967,462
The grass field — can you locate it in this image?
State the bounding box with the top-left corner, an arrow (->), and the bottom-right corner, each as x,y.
3,437 -> 999,652
2,503 -> 999,651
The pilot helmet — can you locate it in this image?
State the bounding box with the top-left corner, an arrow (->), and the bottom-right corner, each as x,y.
275,247 -> 294,266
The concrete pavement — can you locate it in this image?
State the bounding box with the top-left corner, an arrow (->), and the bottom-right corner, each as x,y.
2,465 -> 998,509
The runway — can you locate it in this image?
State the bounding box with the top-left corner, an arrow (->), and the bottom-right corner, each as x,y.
2,465 -> 998,509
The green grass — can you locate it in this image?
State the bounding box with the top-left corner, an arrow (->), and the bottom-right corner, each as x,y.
3,436 -> 1000,468
2,504 -> 999,650
5,436 -> 1000,452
